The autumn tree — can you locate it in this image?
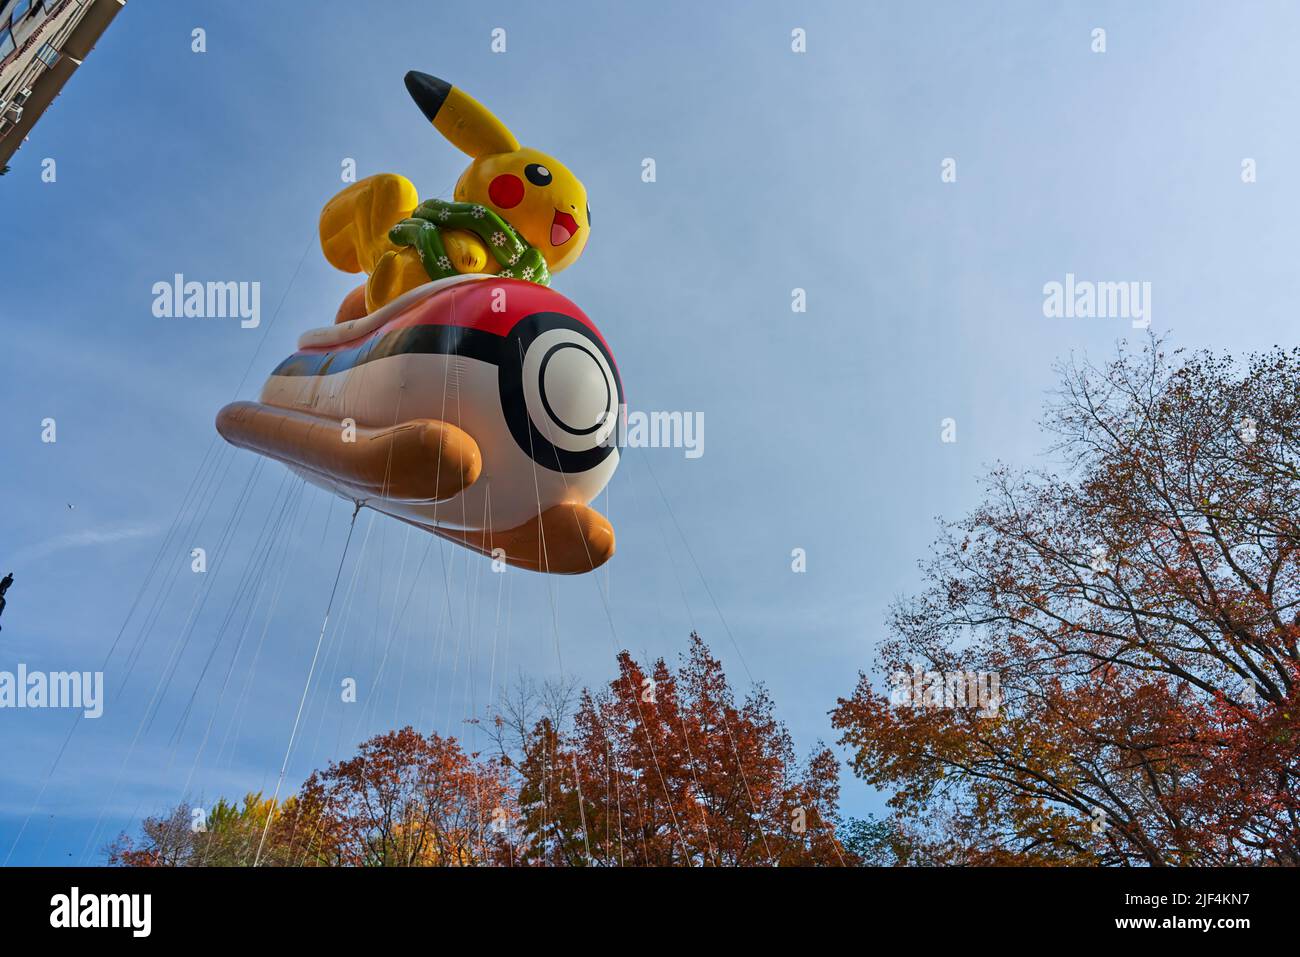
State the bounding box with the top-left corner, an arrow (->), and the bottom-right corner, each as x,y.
106,802 -> 198,867
833,340 -> 1300,866
106,793 -> 311,867
285,727 -> 513,866
108,728 -> 513,867
110,642 -> 851,868
507,633 -> 853,866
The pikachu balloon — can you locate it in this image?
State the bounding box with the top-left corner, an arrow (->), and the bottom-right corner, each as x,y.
217,73 -> 621,574
319,71 -> 592,315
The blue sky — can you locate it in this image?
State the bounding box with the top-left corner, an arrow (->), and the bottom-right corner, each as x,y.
3,0 -> 1300,864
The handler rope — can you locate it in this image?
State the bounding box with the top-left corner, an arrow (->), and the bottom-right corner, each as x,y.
253,503 -> 362,867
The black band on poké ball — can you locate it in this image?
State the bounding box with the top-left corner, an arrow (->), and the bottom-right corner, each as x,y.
497,311 -> 623,475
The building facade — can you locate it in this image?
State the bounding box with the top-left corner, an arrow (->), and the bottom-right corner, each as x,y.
0,0 -> 126,168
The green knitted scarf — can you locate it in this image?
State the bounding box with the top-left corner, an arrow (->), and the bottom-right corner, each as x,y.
389,198 -> 551,286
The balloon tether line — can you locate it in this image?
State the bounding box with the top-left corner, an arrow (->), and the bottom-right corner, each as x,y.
253,500 -> 361,866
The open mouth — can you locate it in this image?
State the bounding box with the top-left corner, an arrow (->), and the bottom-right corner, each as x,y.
550,210 -> 579,247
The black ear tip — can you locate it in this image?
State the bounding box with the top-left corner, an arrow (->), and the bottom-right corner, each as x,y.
404,71 -> 453,123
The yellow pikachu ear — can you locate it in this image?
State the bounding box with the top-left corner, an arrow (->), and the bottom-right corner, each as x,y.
404,71 -> 520,158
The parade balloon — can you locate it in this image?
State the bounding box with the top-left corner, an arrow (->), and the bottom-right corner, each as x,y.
217,275 -> 621,573
218,71 -> 616,572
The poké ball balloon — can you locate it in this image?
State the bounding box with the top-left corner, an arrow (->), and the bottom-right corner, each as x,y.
216,275 -> 623,573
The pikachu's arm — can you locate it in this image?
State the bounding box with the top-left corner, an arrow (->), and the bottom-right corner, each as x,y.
367,228 -> 502,312
320,173 -> 419,274
442,229 -> 499,274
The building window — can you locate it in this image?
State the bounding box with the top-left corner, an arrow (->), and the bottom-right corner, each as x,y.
35,41 -> 58,66
0,28 -> 13,60
10,0 -> 31,25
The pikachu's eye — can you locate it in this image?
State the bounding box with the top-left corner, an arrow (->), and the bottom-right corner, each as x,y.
524,163 -> 553,187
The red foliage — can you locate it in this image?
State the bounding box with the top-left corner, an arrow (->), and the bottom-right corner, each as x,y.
513,633 -> 852,866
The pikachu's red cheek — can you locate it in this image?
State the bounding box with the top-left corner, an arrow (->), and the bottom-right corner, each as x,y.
488,174 -> 525,209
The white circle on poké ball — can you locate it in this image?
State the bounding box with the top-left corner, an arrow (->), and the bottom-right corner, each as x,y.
522,327 -> 618,453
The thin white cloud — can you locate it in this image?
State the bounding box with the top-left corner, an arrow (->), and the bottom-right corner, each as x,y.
8,523 -> 162,567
